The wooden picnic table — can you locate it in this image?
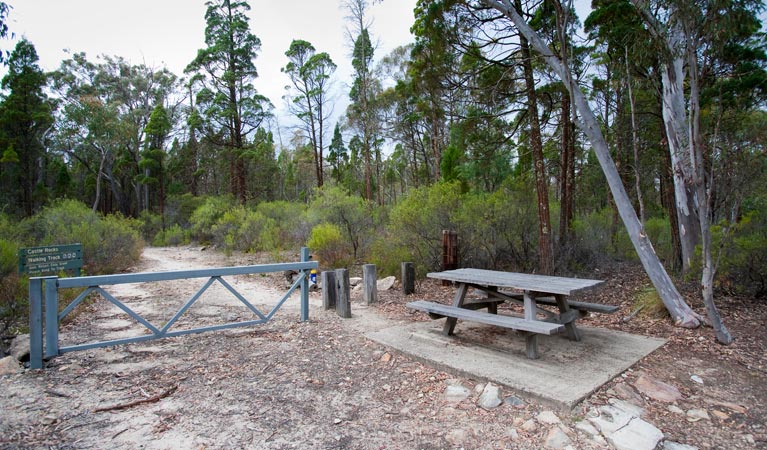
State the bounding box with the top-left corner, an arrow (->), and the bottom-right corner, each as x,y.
407,268 -> 616,359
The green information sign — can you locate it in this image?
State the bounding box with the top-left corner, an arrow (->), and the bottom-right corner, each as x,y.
18,244 -> 83,276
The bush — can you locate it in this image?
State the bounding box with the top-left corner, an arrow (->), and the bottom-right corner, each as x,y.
713,207 -> 767,297
19,199 -> 143,274
0,239 -> 27,336
152,224 -> 187,247
256,201 -> 308,249
189,196 -> 236,244
307,186 -> 376,263
308,222 -> 353,269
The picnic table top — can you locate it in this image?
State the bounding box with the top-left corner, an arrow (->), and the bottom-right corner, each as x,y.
426,268 -> 604,296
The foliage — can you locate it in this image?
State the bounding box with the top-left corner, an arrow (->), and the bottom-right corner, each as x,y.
19,199 -> 143,274
308,222 -> 352,269
709,205 -> 767,298
152,224 -> 187,247
307,186 -> 376,262
189,196 -> 236,244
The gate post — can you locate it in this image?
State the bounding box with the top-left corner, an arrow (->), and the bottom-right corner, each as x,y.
29,278 -> 44,369
44,277 -> 59,359
300,247 -> 310,322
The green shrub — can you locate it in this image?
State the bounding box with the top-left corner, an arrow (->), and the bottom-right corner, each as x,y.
644,216 -> 674,263
152,224 -> 187,247
308,222 -> 352,269
256,200 -> 308,248
308,186 -> 376,262
712,207 -> 767,297
138,211 -> 163,242
189,196 -> 236,243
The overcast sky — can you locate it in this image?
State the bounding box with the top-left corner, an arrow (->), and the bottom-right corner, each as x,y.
2,0 -> 418,133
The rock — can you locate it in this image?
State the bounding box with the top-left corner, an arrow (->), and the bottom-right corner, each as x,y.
506,428 -> 519,440
0,356 -> 21,375
634,374 -> 682,403
474,383 -> 485,394
690,375 -> 704,384
710,410 -> 729,420
575,420 -> 600,438
703,398 -> 747,414
606,417 -> 664,450
444,384 -> 471,405
446,428 -> 469,445
521,419 -> 538,433
744,434 -> 756,445
544,426 -> 572,449
664,441 -> 699,450
478,383 -> 503,409
504,396 -> 525,408
537,410 -> 561,425
686,408 -> 710,422
380,352 -> 392,363
376,276 -> 396,291
608,398 -> 645,418
613,382 -> 645,405
9,334 -> 30,362
349,277 -> 362,287
667,405 -> 685,415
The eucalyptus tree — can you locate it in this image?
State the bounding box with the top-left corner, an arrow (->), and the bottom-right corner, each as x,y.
282,39 -> 336,188
0,38 -> 54,217
185,0 -> 272,204
344,0 -> 383,202
139,104 -> 172,225
326,123 -> 348,184
49,53 -> 178,215
481,0 -> 705,329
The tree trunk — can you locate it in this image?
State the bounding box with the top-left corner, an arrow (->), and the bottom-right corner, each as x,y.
483,0 -> 702,327
517,9 -> 553,275
559,92 -> 575,248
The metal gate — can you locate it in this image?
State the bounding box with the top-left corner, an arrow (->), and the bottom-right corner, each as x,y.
28,248 -> 318,369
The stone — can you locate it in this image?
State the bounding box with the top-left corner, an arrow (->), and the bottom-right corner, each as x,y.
690,375 -> 704,384
544,426 -> 572,449
634,374 -> 682,403
686,409 -> 710,422
664,441 -> 699,450
9,334 -> 30,362
589,404 -> 636,436
710,410 -> 729,420
0,356 -> 21,375
521,419 -> 538,433
506,428 -> 519,440
668,405 -> 685,415
703,398 -> 747,414
606,417 -> 664,450
537,410 -> 561,425
478,383 -> 503,409
349,277 -> 362,287
446,429 -> 469,445
444,384 -> 471,405
613,382 -> 645,405
574,420 -> 600,438
504,396 -> 526,408
376,276 -> 396,291
608,398 -> 645,418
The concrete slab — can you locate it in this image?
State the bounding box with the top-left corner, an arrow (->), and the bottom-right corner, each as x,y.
366,320 -> 666,410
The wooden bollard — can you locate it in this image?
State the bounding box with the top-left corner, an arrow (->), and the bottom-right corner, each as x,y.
321,271 -> 336,310
335,268 -> 351,318
402,262 -> 415,295
363,264 -> 377,305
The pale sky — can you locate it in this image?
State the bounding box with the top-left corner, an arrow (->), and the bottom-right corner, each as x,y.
2,0 -> 418,133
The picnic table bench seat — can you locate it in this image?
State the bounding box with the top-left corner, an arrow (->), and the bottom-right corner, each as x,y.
406,300 -> 565,335
498,292 -> 620,314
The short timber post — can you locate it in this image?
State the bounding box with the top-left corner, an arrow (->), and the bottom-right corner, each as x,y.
29,278 -> 44,369
363,264 -> 377,305
300,247 -> 310,321
441,230 -> 458,286
335,268 -> 351,318
44,277 -> 59,359
401,262 -> 415,295
321,271 -> 336,310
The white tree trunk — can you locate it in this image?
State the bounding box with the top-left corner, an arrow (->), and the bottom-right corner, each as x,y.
482,0 -> 702,327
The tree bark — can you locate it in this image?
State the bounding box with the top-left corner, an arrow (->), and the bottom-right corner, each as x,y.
483,0 -> 702,327
516,3 -> 553,275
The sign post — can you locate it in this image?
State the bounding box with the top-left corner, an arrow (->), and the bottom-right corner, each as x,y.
19,244 -> 83,276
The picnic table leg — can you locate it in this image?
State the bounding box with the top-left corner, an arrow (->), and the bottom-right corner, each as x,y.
524,332 -> 540,359
555,294 -> 581,341
442,283 -> 469,336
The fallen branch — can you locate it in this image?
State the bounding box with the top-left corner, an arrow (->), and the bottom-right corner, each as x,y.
93,385 -> 178,413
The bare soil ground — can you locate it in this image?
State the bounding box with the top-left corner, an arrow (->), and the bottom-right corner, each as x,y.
1,247 -> 765,449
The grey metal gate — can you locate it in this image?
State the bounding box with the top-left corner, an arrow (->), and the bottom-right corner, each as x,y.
29,248 -> 318,369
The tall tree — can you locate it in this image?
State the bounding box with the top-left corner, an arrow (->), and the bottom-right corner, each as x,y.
482,0 -> 704,328
139,104 -> 172,225
0,38 -> 54,217
185,0 -> 272,204
282,39 -> 336,188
